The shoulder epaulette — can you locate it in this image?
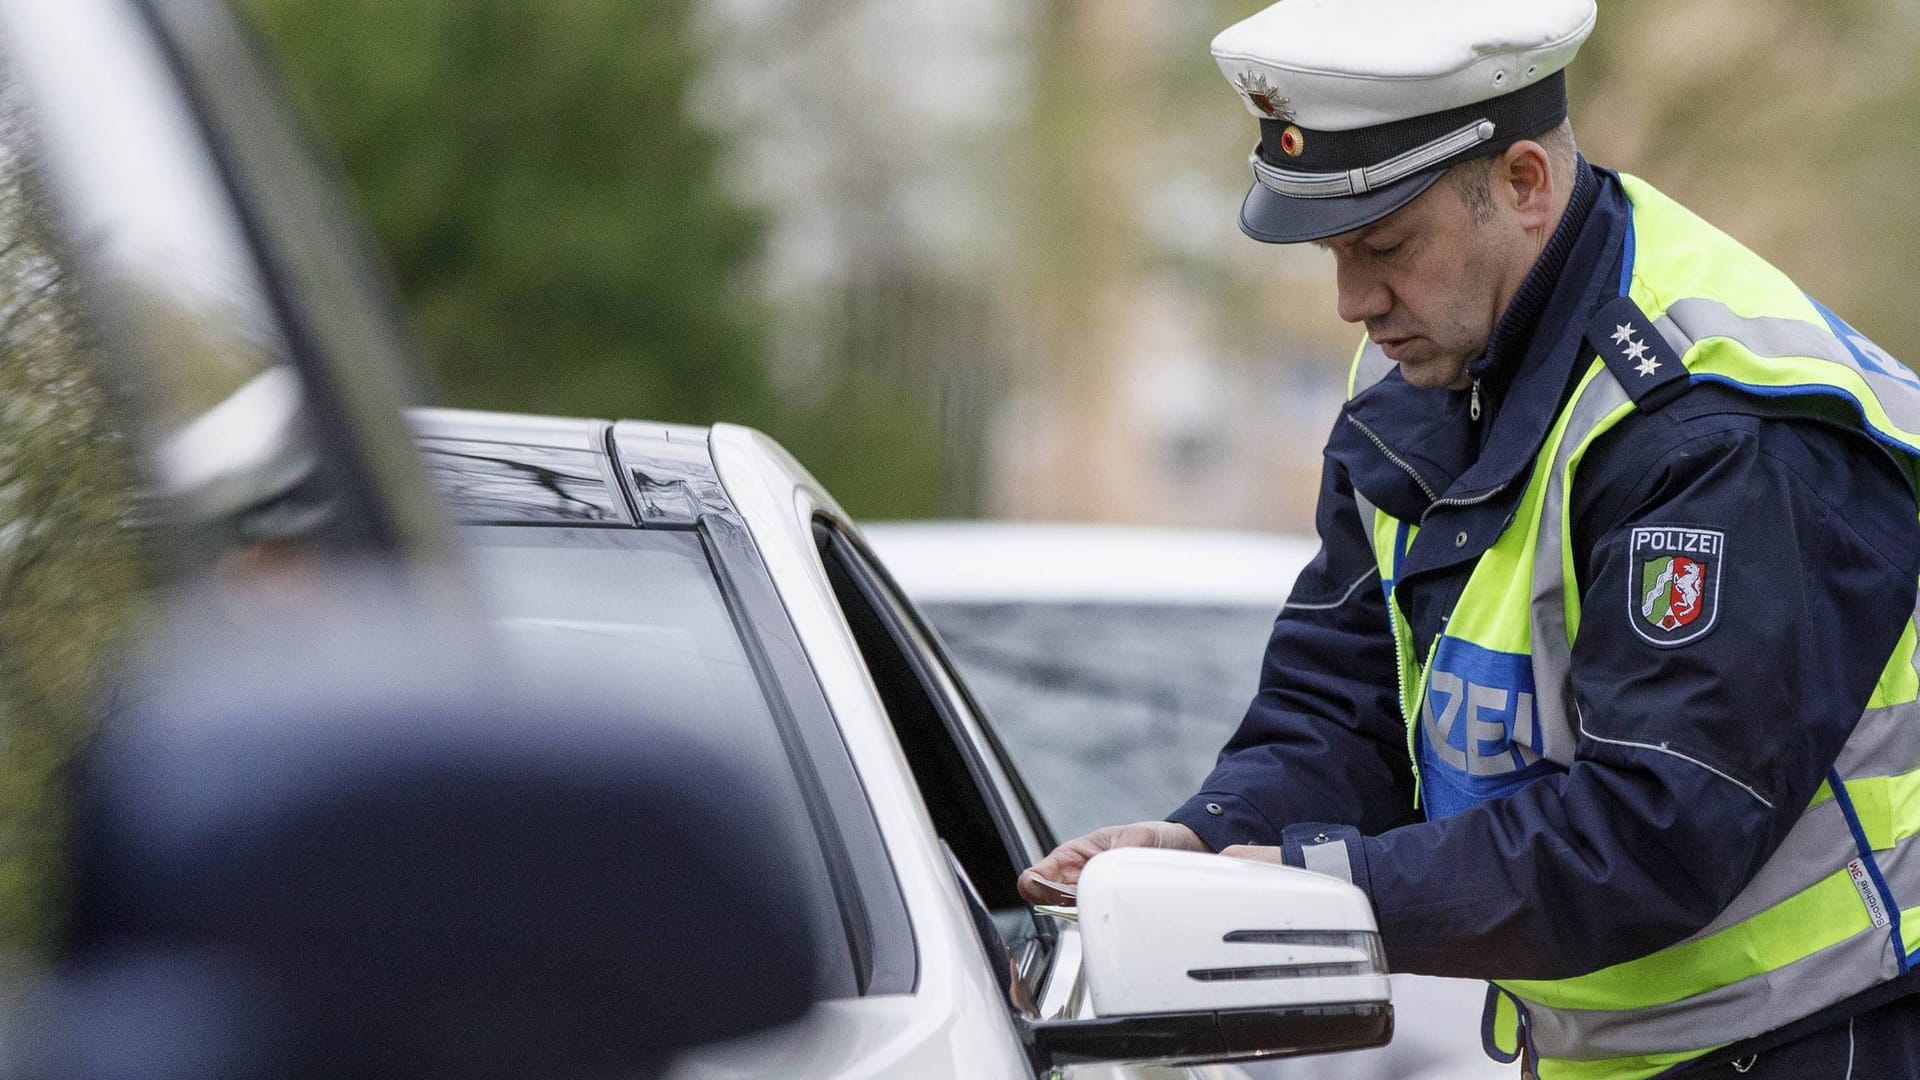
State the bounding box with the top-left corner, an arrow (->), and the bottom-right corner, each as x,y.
1585,296 -> 1689,411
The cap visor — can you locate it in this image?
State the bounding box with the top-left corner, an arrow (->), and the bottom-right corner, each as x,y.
1238,169 -> 1445,244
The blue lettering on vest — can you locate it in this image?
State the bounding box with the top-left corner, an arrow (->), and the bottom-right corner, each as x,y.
1812,297 -> 1920,390
1419,637 -> 1562,819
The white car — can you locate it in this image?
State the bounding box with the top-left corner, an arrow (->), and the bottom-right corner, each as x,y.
411,411 -> 1396,1079
866,522 -> 1512,1080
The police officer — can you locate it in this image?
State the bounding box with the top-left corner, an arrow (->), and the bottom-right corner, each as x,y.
1018,1 -> 1920,1075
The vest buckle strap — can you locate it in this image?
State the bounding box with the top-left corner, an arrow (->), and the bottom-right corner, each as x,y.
1585,295 -> 1689,412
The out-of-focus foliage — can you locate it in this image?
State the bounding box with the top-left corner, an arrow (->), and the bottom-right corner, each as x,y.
0,120 -> 152,966
240,4 -> 765,423
243,0 -> 953,518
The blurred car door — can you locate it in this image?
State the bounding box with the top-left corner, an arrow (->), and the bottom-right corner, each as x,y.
0,0 -> 465,994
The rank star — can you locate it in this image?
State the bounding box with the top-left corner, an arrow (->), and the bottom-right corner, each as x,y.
1635,354 -> 1662,377
1611,323 -> 1635,346
1623,338 -> 1651,362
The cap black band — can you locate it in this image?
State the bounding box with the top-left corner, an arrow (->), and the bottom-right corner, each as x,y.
1256,70 -> 1568,176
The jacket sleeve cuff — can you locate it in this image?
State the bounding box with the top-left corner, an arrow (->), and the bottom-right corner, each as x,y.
1165,792 -> 1277,852
1281,823 -> 1374,899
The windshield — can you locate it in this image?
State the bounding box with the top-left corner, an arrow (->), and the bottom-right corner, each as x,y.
462,524 -> 859,999
918,601 -> 1276,840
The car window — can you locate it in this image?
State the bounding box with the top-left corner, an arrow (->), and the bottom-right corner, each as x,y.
812,517 -> 1059,1002
918,601 -> 1276,839
462,524 -> 868,1000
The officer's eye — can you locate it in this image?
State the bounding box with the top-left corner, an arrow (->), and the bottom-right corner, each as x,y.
1368,240 -> 1404,258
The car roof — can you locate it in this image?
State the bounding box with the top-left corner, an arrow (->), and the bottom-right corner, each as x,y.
408,406 -> 614,452
408,407 -> 723,527
861,521 -> 1317,607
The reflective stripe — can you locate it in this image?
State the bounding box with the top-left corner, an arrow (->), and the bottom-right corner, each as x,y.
1521,843 -> 1915,1059
1300,839 -> 1355,883
1658,296 -> 1920,452
1660,299 -> 1848,367
1698,762 -> 1918,937
1531,930 -> 1890,1061
1505,848 -> 1888,1009
1837,696 -> 1920,781
1526,363 -> 1631,768
1354,491 -> 1379,536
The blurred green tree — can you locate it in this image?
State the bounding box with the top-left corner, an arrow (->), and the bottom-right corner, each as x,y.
244,0 -> 952,518
242,0 -> 768,426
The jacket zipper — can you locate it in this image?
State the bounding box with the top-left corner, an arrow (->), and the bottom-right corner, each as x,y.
1418,483 -> 1508,527
1470,377 -> 1482,421
1344,414 -> 1440,501
1346,412 -> 1510,528
1404,633 -> 1441,810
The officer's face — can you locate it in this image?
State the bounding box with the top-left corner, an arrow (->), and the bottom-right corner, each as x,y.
1316,164 -> 1539,390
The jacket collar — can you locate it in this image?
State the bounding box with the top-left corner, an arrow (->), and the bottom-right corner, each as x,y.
1472,157 -> 1601,401
1331,161 -> 1627,530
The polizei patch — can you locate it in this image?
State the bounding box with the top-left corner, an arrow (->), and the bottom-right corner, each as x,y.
1628,526 -> 1723,647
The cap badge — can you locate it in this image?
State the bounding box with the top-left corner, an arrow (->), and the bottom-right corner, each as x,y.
1232,71 -> 1293,121
1279,125 -> 1305,157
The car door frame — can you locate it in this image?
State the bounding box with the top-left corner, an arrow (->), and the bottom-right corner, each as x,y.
709,421 -> 1044,1078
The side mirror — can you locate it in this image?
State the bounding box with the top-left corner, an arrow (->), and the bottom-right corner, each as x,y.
1028,848 -> 1391,1069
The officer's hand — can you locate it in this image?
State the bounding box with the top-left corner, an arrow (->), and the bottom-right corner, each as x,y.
1017,821 -> 1209,904
1219,844 -> 1285,865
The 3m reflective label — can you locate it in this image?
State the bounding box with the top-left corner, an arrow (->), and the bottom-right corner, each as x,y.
1300,840 -> 1355,885
1849,858 -> 1891,930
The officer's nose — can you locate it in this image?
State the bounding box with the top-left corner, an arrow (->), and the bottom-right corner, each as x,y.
1334,258 -> 1392,325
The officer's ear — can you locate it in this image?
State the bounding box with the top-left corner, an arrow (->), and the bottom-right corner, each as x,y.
1493,139 -> 1557,233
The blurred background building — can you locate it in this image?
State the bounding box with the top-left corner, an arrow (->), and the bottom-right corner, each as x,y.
245,0 -> 1920,532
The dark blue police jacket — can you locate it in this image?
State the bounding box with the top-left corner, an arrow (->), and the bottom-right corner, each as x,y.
1168,162 -> 1920,1042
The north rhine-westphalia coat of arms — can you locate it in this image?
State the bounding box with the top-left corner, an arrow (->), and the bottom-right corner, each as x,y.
1628,526 -> 1724,646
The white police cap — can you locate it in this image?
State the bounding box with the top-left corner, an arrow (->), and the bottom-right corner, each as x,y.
1213,0 -> 1597,243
